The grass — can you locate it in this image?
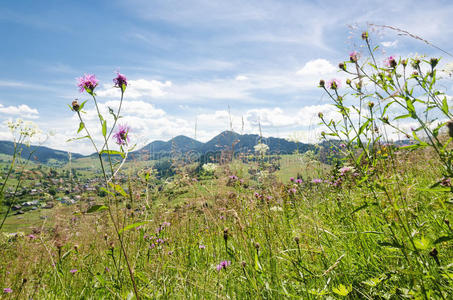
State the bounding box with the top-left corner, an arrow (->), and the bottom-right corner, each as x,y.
0,149 -> 452,298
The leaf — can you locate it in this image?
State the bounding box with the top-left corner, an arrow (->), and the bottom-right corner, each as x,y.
109,183 -> 127,198
102,120 -> 107,137
362,276 -> 385,287
394,114 -> 411,120
414,236 -> 431,250
77,122 -> 85,133
79,100 -> 88,111
86,205 -> 108,213
378,241 -> 402,249
119,221 -> 150,234
433,236 -> 453,244
66,135 -> 89,142
100,150 -> 125,158
442,96 -> 449,115
332,284 -> 352,296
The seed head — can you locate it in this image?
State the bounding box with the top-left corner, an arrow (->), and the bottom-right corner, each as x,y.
319,79 -> 325,88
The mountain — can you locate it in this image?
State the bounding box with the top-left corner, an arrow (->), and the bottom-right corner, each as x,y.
200,131 -> 314,154
131,135 -> 203,159
0,131 -> 314,164
0,140 -> 84,164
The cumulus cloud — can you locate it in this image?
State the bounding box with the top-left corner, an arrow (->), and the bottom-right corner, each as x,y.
296,59 -> 337,76
381,40 -> 398,47
96,79 -> 172,99
235,75 -> 249,81
0,103 -> 39,119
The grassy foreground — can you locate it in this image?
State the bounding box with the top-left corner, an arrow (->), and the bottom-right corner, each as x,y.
0,149 -> 452,299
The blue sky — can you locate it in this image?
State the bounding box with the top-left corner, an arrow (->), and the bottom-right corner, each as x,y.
1,0 -> 453,154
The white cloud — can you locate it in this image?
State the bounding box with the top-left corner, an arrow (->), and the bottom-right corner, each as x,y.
96,79 -> 172,99
296,59 -> 337,76
381,40 -> 398,47
235,75 -> 248,81
0,103 -> 39,119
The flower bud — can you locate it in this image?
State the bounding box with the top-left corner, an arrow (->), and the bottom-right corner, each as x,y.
430,58 -> 439,68
368,102 -> 375,109
318,112 -> 324,119
361,31 -> 368,40
412,71 -> 419,77
339,62 -> 346,71
294,236 -> 300,244
355,82 -> 362,90
382,116 -> 389,124
254,242 -> 260,250
412,59 -> 420,69
319,80 -> 325,87
72,100 -> 80,112
223,228 -> 229,241
346,79 -> 351,85
401,59 -> 407,67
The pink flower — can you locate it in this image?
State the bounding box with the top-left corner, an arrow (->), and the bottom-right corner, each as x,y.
199,244 -> 206,249
327,79 -> 341,90
77,74 -> 98,93
290,177 -> 295,182
296,179 -> 302,184
113,72 -> 127,88
384,56 -> 397,67
3,288 -> 12,294
349,51 -> 359,62
216,260 -> 231,271
312,179 -> 322,184
70,269 -> 78,274
113,124 -> 130,145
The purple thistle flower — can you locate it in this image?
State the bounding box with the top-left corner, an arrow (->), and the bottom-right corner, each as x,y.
384,56 -> 397,67
327,79 -> 341,90
113,72 -> 127,88
113,124 -> 130,145
162,222 -> 171,227
27,234 -> 36,239
216,260 -> 231,271
312,179 -> 323,184
296,179 -> 302,184
3,288 -> 12,294
70,269 -> 78,274
199,244 -> 206,249
290,177 -> 295,182
77,74 -> 98,93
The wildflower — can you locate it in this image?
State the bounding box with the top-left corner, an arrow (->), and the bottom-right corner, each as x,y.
229,175 -> 238,180
290,177 -> 295,182
430,58 -> 439,68
77,74 -> 98,93
199,244 -> 206,249
3,288 -> 12,294
349,51 -> 359,62
168,251 -> 174,255
270,206 -> 283,212
162,222 -> 171,227
296,179 -> 302,184
113,72 -> 127,89
202,163 -> 217,173
289,188 -> 297,194
312,179 -> 323,184
327,79 -> 341,90
70,269 -> 78,274
72,100 -> 80,111
361,31 -> 368,40
216,260 -> 231,271
440,178 -> 451,187
339,166 -> 354,175
319,79 -> 325,87
113,124 -> 130,145
384,56 -> 397,68
339,143 -> 346,148
254,143 -> 269,155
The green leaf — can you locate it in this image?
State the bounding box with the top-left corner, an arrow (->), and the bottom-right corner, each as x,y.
433,236 -> 453,244
414,236 -> 431,250
442,96 -> 449,115
394,114 -> 411,120
332,284 -> 352,296
86,205 -> 108,213
66,135 -> 89,142
109,183 -> 127,198
77,122 -> 85,133
362,276 -> 385,287
100,150 -> 125,158
79,100 -> 88,111
102,120 -> 107,137
119,221 -> 150,234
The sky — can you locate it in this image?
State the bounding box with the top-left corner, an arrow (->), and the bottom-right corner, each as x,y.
1,0 -> 453,155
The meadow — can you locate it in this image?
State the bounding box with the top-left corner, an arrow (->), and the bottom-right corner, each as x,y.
1,31 -> 453,299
